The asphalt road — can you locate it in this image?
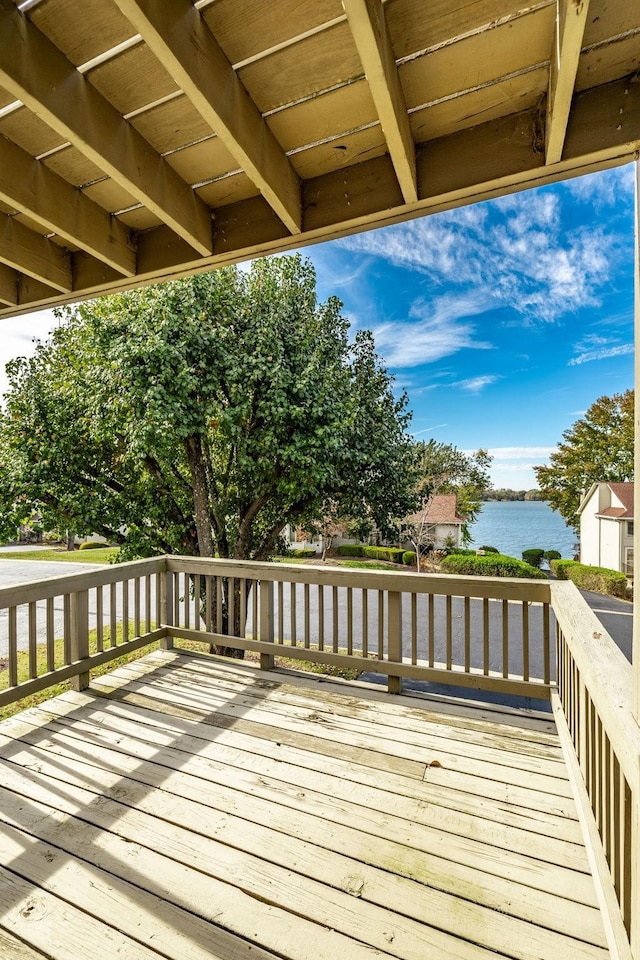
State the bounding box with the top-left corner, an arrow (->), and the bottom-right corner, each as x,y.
579,589 -> 632,663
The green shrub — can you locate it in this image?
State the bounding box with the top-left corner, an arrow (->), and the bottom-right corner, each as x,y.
362,545 -> 405,563
402,550 -> 416,566
550,559 -> 579,579
338,544 -> 364,557
480,545 -> 499,553
440,553 -> 547,579
544,550 -> 562,562
448,547 -> 476,556
522,548 -> 544,568
43,531 -> 62,544
552,561 -> 627,598
79,540 -> 106,550
288,548 -> 317,558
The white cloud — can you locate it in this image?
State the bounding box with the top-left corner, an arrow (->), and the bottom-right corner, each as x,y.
371,292 -> 493,368
562,164 -> 634,209
568,343 -> 633,366
0,309 -> 58,398
339,179 -> 623,325
486,446 -> 557,460
452,375 -> 499,393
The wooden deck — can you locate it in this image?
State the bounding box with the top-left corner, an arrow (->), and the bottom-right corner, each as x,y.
0,650 -> 614,960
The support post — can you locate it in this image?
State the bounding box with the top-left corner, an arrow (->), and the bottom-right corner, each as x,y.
160,568 -> 174,650
387,590 -> 403,694
69,589 -> 90,691
259,579 -> 275,671
634,157 -> 640,725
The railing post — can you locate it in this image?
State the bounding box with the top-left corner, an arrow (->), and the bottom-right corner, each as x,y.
69,589 -> 90,691
160,568 -> 174,651
387,590 -> 403,695
259,579 -> 275,671
632,759 -> 639,960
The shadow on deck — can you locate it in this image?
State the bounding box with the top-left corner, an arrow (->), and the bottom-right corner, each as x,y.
0,649 -> 615,960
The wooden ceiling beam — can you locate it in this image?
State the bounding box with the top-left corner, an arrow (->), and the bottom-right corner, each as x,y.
0,215 -> 72,292
343,0 -> 417,204
1,76 -> 638,319
0,135 -> 136,277
0,0 -> 212,256
0,262 -> 58,307
113,0 -> 302,234
546,0 -> 591,165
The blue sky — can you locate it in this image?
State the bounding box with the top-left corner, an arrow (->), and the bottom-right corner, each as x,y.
0,162 -> 635,489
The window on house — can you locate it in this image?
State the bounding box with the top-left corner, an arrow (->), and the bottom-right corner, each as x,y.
627,521 -> 634,537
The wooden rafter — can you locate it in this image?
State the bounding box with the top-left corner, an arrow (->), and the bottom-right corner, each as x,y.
0,262 -> 57,307
0,135 -> 136,277
113,0 -> 302,234
0,0 -> 212,256
546,0 -> 591,165
0,215 -> 72,292
343,0 -> 417,204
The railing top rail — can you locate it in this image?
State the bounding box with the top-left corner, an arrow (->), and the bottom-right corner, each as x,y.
551,579 -> 640,784
166,555 -> 552,602
0,556 -> 166,608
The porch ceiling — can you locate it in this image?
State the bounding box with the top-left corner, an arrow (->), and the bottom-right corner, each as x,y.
0,0 -> 638,317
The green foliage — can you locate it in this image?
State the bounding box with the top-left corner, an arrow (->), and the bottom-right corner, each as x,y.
534,390 -> 633,530
448,547 -> 476,556
286,548 -> 316,558
480,545 -> 499,553
402,550 -> 416,566
362,546 -> 405,563
410,440 -> 492,544
79,540 -> 105,550
544,550 -> 562,562
338,544 -> 364,557
0,256 -> 414,564
551,559 -> 627,597
550,559 -> 578,579
522,548 -> 544,568
440,553 -> 548,579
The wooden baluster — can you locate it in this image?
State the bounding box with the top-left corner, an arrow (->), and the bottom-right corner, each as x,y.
70,589 -> 90,691
362,589 -> 368,658
387,590 -> 402,695
318,584 -> 324,652
8,606 -> 17,688
96,585 -> 104,652
259,579 -> 275,670
501,598 -> 508,678
28,601 -> 37,679
332,585 -> 339,653
46,596 -> 55,672
160,566 -> 174,651
290,582 -> 297,647
347,587 -> 353,656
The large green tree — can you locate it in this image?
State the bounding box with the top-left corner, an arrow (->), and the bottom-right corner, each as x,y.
0,255 -> 414,566
411,440 -> 492,542
534,390 -> 634,529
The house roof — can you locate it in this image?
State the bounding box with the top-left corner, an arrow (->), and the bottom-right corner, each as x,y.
406,494 -> 464,527
0,0 -> 638,318
578,481 -> 634,520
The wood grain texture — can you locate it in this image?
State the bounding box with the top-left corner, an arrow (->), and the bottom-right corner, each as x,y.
0,649 -> 614,959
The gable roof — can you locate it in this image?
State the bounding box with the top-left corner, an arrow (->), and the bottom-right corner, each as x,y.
406,494 -> 464,527
578,481 -> 634,520
0,1 -> 638,318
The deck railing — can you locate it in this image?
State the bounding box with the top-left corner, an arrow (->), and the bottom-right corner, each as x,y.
164,557 -> 553,699
552,580 -> 639,960
0,555 -> 637,957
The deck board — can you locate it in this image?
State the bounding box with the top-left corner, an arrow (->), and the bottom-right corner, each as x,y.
0,650 -> 613,959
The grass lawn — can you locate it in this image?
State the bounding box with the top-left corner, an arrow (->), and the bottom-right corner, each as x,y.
0,547 -> 118,564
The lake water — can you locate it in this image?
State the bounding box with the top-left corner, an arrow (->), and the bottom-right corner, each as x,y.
468,500 -> 578,559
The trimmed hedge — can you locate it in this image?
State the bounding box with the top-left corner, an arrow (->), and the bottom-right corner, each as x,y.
480,545 -> 499,553
440,553 -> 547,579
402,550 -> 417,566
522,548 -> 544,568
288,548 -> 317,558
551,559 -> 627,598
79,540 -> 106,550
544,550 -> 562,562
337,544 -> 405,564
337,544 -> 364,557
550,559 -> 579,579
